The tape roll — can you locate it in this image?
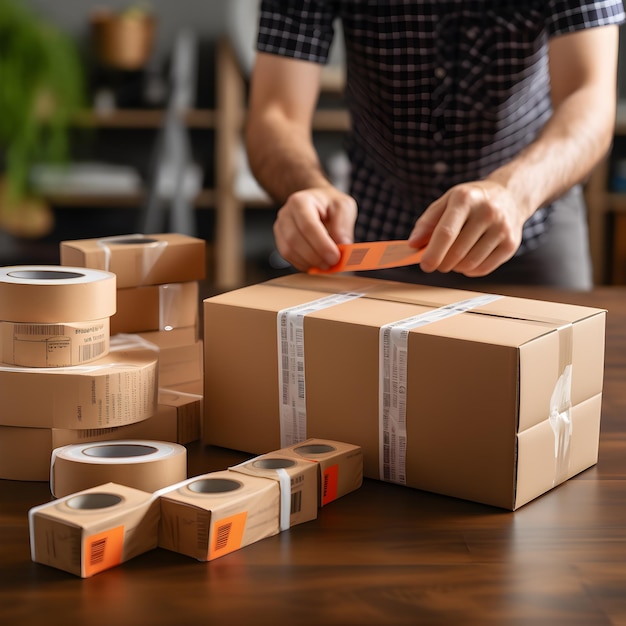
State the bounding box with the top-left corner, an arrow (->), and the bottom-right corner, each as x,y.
51,440 -> 188,498
0,342 -> 158,429
0,266 -> 116,323
0,318 -> 110,367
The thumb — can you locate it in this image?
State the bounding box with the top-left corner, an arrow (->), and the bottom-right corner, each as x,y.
325,196 -> 357,245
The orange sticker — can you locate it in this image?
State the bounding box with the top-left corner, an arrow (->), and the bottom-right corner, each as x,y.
321,464 -> 339,506
83,524 -> 124,577
209,511 -> 248,560
309,240 -> 424,275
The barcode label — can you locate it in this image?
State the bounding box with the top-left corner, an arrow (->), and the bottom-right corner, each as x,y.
345,247 -> 369,267
90,538 -> 107,565
79,341 -> 106,363
14,323 -> 65,336
214,522 -> 232,551
290,490 -> 302,514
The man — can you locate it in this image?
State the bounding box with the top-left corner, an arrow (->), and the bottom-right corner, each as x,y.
245,1 -> 625,289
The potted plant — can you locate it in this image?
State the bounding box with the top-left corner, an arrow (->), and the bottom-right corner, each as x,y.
0,0 -> 85,238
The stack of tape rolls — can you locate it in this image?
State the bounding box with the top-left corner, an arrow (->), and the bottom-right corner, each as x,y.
0,264 -> 163,481
0,265 -> 116,367
50,440 -> 188,498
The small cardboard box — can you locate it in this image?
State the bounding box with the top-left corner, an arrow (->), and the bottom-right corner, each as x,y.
277,439 -> 364,506
111,281 -> 199,334
60,233 -> 206,289
230,451 -> 318,528
203,274 -> 606,510
158,470 -> 280,561
29,482 -> 159,577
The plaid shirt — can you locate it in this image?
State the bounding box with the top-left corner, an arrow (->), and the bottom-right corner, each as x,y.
257,0 -> 625,253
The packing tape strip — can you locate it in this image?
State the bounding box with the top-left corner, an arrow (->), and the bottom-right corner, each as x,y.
379,293 -> 504,484
0,265 -> 116,323
308,240 -> 424,274
0,318 -> 110,367
50,440 -> 188,498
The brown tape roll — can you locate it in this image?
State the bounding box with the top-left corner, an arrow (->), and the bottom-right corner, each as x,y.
0,318 -> 110,367
0,266 -> 116,323
51,440 -> 188,497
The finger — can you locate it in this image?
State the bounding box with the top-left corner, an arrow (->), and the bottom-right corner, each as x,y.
460,239 -> 518,277
419,192 -> 473,272
408,195 -> 447,249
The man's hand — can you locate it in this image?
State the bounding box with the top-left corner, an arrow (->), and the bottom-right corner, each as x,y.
273,186 -> 358,272
408,180 -> 531,277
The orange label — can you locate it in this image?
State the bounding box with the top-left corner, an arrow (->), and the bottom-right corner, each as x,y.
209,511 -> 248,561
83,525 -> 124,577
309,240 -> 424,275
322,464 -> 339,506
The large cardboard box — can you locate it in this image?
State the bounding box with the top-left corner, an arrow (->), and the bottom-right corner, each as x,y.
203,274 -> 606,510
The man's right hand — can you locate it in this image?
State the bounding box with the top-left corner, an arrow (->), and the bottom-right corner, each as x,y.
273,186 -> 358,272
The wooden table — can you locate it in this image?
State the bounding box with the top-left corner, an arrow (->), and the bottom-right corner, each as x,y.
1,287 -> 624,626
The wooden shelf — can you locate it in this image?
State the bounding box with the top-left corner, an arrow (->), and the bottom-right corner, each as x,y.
74,108 -> 216,129
45,188 -> 215,209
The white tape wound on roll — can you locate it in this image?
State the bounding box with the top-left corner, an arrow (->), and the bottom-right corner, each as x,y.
276,468 -> 291,531
379,294 -> 503,484
277,291 -> 365,447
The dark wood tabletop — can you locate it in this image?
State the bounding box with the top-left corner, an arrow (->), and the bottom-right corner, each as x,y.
1,286 -> 625,626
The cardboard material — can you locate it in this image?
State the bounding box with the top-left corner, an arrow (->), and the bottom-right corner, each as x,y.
0,346 -> 158,429
158,386 -> 202,444
202,274 -> 606,510
60,233 -> 206,289
230,451 -> 318,528
278,439 -> 364,506
29,482 -> 159,577
111,282 -> 199,335
158,470 -> 281,561
51,440 -> 188,498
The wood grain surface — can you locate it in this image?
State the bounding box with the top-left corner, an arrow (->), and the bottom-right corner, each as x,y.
1,286 -> 624,626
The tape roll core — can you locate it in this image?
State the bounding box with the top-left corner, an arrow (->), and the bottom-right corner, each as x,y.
82,444 -> 158,459
294,444 -> 337,455
9,270 -> 85,280
188,478 -> 242,493
252,458 -> 296,470
66,493 -> 123,510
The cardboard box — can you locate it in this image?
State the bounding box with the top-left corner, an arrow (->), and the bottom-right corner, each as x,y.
277,439 -> 364,506
157,386 -> 202,444
111,281 -> 199,334
158,470 -> 281,561
29,482 -> 159,577
0,346 -> 158,429
60,233 -> 206,289
203,274 -> 606,510
230,450 -> 318,528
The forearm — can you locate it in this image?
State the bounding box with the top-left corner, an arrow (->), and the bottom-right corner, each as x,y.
245,109 -> 332,203
488,85 -> 614,220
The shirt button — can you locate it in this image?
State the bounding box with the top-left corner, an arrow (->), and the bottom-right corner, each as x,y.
434,67 -> 446,80
433,161 -> 448,174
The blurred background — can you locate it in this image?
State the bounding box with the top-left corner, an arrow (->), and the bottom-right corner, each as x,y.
1,0 -> 625,289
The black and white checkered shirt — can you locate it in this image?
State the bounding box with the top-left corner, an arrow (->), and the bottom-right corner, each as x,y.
257,0 -> 625,253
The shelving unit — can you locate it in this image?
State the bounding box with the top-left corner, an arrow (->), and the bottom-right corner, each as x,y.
584,102 -> 626,284
48,37 -> 349,289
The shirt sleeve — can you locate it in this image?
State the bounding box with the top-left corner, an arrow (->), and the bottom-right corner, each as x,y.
546,0 -> 625,36
257,0 -> 337,64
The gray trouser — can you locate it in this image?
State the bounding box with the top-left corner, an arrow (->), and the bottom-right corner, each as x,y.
362,186 -> 593,291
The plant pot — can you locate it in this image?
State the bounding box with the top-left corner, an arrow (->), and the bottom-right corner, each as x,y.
91,9 -> 157,71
